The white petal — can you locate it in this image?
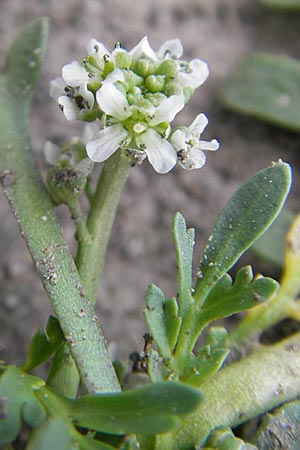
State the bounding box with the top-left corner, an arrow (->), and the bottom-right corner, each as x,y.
87,38 -> 109,57
62,61 -> 89,87
86,124 -> 128,162
180,149 -> 206,170
150,95 -> 185,126
177,59 -> 209,88
96,83 -> 130,120
79,84 -> 94,109
198,139 -> 220,151
103,68 -> 125,84
136,129 -> 177,174
58,96 -> 80,121
157,39 -> 183,59
170,129 -> 188,152
82,123 -> 99,144
189,113 -> 208,137
50,77 -> 65,100
44,141 -> 60,165
76,157 -> 94,175
129,36 -> 158,61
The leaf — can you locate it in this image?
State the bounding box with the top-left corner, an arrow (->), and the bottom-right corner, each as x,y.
62,382 -> 203,436
3,17 -> 49,104
0,366 -> 46,444
253,400 -> 300,449
259,0 -> 300,10
26,418 -> 72,450
194,161 -> 291,302
251,209 -> 295,268
184,346 -> 229,386
198,266 -> 279,327
144,285 -> 181,358
220,53 -> 300,131
23,316 -> 64,372
173,212 -> 195,316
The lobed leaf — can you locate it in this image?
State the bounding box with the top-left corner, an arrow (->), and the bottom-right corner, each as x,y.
184,346 -> 229,386
220,53 -> 300,131
194,161 -> 291,302
198,266 -> 279,327
205,427 -> 258,450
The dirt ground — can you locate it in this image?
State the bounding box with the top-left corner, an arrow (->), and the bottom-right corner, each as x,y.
0,0 -> 300,365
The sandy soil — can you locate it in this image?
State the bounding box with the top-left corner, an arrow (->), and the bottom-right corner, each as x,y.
0,0 -> 300,364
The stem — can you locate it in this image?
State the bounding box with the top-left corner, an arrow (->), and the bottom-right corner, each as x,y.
164,333 -> 300,449
0,81 -> 120,395
76,150 -> 132,304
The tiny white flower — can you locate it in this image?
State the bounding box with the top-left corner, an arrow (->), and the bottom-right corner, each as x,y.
171,113 -> 219,170
176,59 -> 209,89
62,61 -> 90,87
86,82 -> 184,173
157,39 -> 183,60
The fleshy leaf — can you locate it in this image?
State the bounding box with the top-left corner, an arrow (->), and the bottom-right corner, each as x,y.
3,17 -> 49,104
198,266 -> 279,327
0,366 -> 46,444
220,53 -> 300,131
144,285 -> 181,358
194,161 -> 291,302
23,316 -> 64,372
26,418 -> 72,450
173,212 -> 195,317
184,345 -> 229,386
62,382 -> 203,435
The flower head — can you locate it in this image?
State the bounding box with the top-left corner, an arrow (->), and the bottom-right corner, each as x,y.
51,36 -> 219,173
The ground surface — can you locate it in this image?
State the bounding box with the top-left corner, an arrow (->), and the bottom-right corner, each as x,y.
0,0 -> 300,365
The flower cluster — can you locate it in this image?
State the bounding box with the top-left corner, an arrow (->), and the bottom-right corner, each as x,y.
50,37 -> 219,173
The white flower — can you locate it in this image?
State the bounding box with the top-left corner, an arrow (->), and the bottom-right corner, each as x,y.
176,59 -> 209,89
86,82 -> 185,173
171,114 -> 219,170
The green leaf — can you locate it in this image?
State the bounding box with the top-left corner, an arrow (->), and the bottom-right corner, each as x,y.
184,346 -> 229,386
26,418 -> 71,450
198,266 -> 279,326
259,0 -> 300,10
144,285 -> 181,358
64,382 -> 203,436
251,209 -> 295,268
253,400 -> 300,449
220,53 -> 300,131
173,212 -> 195,316
0,366 -> 46,444
194,161 -> 291,302
3,17 -> 49,104
23,316 -> 64,372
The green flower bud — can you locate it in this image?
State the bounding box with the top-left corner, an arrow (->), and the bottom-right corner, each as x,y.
156,59 -> 178,79
131,58 -> 156,77
145,92 -> 166,107
102,56 -> 115,77
114,50 -> 132,69
164,80 -> 183,97
47,166 -> 87,205
145,75 -> 165,93
80,108 -> 99,122
127,86 -> 142,105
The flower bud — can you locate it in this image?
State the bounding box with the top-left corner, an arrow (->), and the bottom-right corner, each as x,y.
80,108 -> 99,122
145,75 -> 165,93
131,58 -> 156,77
156,59 -> 178,79
114,50 -> 132,69
164,80 -> 183,97
47,166 -> 87,205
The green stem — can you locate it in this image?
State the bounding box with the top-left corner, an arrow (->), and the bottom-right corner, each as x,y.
76,150 -> 132,304
161,333 -> 300,450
